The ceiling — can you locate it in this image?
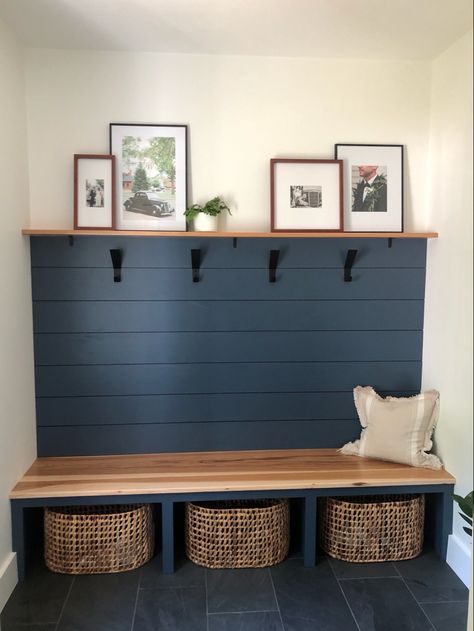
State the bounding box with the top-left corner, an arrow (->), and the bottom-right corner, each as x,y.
0,0 -> 472,60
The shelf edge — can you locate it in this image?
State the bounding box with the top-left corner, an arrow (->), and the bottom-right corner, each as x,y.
21,229 -> 439,238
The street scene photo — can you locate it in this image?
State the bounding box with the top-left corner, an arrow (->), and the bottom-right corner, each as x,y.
121,135 -> 176,219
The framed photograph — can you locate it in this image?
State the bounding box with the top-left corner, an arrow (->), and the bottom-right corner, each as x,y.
74,154 -> 115,230
110,123 -> 187,231
271,159 -> 343,232
335,144 -> 403,232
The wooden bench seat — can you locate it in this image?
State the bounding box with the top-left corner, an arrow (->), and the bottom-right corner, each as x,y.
10,449 -> 455,579
11,448 -> 454,497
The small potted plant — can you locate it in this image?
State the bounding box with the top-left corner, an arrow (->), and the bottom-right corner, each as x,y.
184,196 -> 231,232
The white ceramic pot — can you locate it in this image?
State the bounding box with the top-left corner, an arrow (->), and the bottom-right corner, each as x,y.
193,213 -> 218,232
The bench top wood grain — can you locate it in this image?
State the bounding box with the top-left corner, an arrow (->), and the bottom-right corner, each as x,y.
10,449 -> 455,499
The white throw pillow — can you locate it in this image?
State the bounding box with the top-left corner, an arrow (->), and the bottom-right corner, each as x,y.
340,386 -> 443,469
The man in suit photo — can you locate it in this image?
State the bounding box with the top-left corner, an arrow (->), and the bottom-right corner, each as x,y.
352,165 -> 387,212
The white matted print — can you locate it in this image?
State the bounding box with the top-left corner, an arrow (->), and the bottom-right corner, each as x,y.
335,144 -> 403,232
110,124 -> 187,231
74,155 -> 115,229
271,159 -> 343,232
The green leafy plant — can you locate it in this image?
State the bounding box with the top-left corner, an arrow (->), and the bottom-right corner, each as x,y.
184,196 -> 231,221
453,491 -> 473,537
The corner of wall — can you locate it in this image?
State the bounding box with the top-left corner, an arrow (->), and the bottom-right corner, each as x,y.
0,16 -> 37,612
447,534 -> 472,588
422,28 -> 473,587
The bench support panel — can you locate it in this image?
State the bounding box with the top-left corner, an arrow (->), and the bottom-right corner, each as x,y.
11,503 -> 26,582
161,501 -> 174,574
11,484 -> 454,581
303,495 -> 317,567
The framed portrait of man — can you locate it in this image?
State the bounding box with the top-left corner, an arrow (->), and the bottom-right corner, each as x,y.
335,144 -> 403,232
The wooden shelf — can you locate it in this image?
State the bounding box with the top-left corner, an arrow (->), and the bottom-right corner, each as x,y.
22,229 -> 438,238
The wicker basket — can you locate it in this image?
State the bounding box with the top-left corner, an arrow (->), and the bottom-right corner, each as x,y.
44,504 -> 154,574
185,499 -> 290,569
320,494 -> 424,563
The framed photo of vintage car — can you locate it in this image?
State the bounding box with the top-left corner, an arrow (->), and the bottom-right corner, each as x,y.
110,123 -> 187,231
74,154 -> 115,230
270,159 -> 343,232
335,144 -> 403,232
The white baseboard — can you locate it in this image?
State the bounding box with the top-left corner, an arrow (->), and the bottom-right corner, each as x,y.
447,534 -> 472,587
0,552 -> 17,615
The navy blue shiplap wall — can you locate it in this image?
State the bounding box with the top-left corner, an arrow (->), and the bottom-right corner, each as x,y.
31,236 -> 426,456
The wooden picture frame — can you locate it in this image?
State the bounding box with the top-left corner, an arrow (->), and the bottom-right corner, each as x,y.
271,159 -> 344,232
74,154 -> 115,230
335,144 -> 404,232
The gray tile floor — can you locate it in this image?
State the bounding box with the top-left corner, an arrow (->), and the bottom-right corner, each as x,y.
1,549 -> 468,631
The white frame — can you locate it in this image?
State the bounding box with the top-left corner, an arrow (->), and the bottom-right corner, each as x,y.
110,123 -> 187,231
335,144 -> 403,232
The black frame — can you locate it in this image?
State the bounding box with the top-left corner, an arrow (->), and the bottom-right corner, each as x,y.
335,143 -> 404,233
109,123 -> 188,231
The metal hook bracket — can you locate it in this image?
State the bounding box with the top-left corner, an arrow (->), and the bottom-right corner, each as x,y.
191,249 -> 201,282
269,249 -> 280,283
344,249 -> 357,282
110,249 -> 122,283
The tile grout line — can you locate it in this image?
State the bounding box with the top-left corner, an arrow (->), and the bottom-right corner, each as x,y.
268,567 -> 285,631
393,564 -> 437,631
337,575 -> 400,580
207,609 -> 282,616
327,558 -> 363,631
418,600 -> 469,605
205,568 -> 209,631
129,569 -> 142,631
53,576 -> 75,631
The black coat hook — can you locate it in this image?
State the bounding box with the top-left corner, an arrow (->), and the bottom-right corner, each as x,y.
269,249 -> 280,283
191,248 -> 201,282
344,249 -> 357,282
110,249 -> 122,282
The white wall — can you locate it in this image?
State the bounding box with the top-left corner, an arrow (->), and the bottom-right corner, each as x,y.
422,30 -> 473,588
24,50 -> 432,230
0,18 -> 36,612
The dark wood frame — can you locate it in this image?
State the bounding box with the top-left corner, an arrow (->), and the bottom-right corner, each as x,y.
270,158 -> 344,232
334,144 -> 404,233
109,123 -> 188,232
74,154 -> 116,230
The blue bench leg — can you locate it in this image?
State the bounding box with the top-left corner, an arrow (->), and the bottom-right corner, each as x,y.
161,501 -> 174,574
11,501 -> 26,581
303,495 -> 317,567
432,489 -> 454,560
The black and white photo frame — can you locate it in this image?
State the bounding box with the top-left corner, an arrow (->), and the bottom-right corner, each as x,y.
271,158 -> 344,232
74,154 -> 115,230
335,144 -> 403,232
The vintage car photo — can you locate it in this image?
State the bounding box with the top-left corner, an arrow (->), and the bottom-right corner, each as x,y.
123,191 -> 174,217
